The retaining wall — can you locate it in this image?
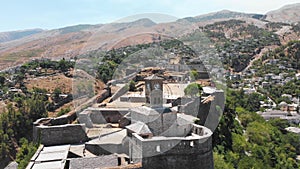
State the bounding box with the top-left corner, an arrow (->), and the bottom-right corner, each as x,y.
33,124 -> 88,146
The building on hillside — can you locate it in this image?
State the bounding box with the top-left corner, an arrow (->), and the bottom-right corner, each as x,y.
126,75 -> 214,169
30,71 -> 220,169
285,127 -> 300,135
258,110 -> 300,124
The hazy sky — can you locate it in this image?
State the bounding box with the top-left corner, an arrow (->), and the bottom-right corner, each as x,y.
1,0 -> 299,32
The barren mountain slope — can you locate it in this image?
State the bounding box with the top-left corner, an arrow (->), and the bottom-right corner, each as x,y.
1,4 -> 299,70
265,3 -> 300,23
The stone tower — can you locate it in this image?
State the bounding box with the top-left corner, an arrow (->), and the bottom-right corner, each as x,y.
144,75 -> 164,107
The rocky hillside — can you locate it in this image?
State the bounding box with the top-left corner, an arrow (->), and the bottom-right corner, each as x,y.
181,10 -> 264,23
0,3 -> 299,71
265,3 -> 300,23
0,29 -> 43,43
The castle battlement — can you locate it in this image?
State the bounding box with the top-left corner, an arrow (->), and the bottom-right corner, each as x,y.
129,124 -> 213,169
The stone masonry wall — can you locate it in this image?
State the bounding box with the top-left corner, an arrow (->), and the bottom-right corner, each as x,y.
130,125 -> 213,169
34,124 -> 88,146
142,136 -> 213,169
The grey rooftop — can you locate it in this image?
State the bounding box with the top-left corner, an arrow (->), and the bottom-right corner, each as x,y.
126,121 -> 152,135
144,74 -> 164,80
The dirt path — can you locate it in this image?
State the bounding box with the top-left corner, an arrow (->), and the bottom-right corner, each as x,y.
243,45 -> 278,72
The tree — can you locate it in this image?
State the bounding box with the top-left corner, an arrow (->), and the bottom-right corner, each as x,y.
232,133 -> 247,154
245,93 -> 262,112
0,74 -> 5,85
52,88 -> 62,102
268,118 -> 289,133
58,58 -> 68,72
184,83 -> 203,97
16,138 -> 37,169
214,152 -> 234,169
189,70 -> 199,80
57,107 -> 71,117
237,156 -> 265,169
128,80 -> 136,92
246,122 -> 277,146
213,105 -> 242,152
236,107 -> 264,128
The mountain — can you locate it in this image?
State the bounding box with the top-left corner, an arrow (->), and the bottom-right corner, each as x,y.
179,10 -> 264,23
0,29 -> 43,43
113,18 -> 157,28
265,3 -> 300,23
0,17 -> 196,70
0,3 -> 299,70
57,24 -> 99,34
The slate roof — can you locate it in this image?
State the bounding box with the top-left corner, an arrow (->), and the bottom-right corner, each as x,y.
144,74 -> 164,80
27,145 -> 70,169
126,121 -> 152,135
69,155 -> 118,169
88,129 -> 127,145
131,106 -> 172,116
262,110 -> 288,116
35,145 -> 70,162
31,161 -> 65,169
177,113 -> 198,126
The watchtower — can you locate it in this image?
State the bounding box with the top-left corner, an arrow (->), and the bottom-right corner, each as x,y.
144,75 -> 164,107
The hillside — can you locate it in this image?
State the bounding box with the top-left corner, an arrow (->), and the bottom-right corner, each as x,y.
0,18 -> 196,70
0,3 -> 299,71
202,19 -> 281,72
0,29 -> 43,43
181,10 -> 263,23
265,3 -> 300,23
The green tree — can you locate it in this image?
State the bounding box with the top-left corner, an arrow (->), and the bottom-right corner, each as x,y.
128,80 -> 136,92
53,88 -> 62,102
189,70 -> 199,80
237,156 -> 265,169
245,93 -> 262,112
246,122 -> 273,145
237,107 -> 264,128
0,74 -> 5,85
232,133 -> 247,154
16,138 -> 37,169
268,118 -> 289,133
57,107 -> 71,117
184,83 -> 203,97
213,152 -> 234,169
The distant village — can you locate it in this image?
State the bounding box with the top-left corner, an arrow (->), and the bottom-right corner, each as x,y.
0,42 -> 299,168
226,58 -> 300,135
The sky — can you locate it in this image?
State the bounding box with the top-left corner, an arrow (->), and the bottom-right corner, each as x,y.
0,0 -> 300,32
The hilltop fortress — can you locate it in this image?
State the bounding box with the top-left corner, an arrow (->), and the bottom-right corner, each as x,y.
31,67 -> 224,169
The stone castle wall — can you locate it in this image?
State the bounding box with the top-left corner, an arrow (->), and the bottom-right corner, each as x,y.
33,124 -> 88,146
130,125 -> 213,169
79,108 -> 129,128
147,112 -> 177,136
90,109 -> 128,124
142,149 -> 213,169
86,139 -> 129,156
110,85 -> 129,102
142,136 -> 213,169
179,90 -> 225,131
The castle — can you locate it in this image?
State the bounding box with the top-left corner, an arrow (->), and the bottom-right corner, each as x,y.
126,74 -> 214,169
31,70 -> 220,169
